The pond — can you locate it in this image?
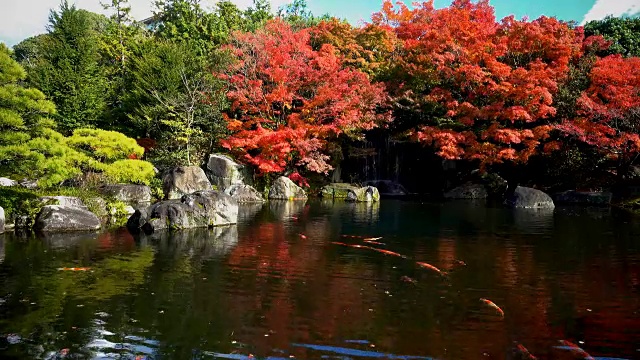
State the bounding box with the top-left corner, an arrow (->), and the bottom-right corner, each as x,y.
0,200 -> 639,360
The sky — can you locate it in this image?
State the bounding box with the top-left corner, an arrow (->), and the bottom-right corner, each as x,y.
1,0 -> 639,47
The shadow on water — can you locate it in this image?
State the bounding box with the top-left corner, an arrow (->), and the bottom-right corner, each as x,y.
0,200 -> 638,359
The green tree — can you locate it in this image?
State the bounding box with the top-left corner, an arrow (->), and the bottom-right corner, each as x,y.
278,0 -> 331,29
244,0 -> 273,31
584,16 -> 640,57
24,1 -> 109,132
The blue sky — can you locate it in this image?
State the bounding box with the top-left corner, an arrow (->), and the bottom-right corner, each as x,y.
1,0 -> 639,47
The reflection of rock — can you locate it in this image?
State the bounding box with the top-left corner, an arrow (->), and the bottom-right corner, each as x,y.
35,205 -> 102,232
40,231 -> 100,248
512,209 -> 554,234
205,154 -> 250,191
99,184 -> 152,204
505,187 -> 555,209
238,203 -> 264,222
127,191 -> 238,233
0,236 -> 4,262
444,183 -> 488,199
163,166 -> 212,200
363,180 -> 408,196
225,184 -> 264,203
146,226 -> 239,258
268,176 -> 307,200
0,206 -> 4,234
269,200 -> 306,220
351,201 -> 380,223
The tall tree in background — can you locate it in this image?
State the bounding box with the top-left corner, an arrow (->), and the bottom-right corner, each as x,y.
218,20 -> 390,176
584,16 -> 640,57
244,0 -> 273,32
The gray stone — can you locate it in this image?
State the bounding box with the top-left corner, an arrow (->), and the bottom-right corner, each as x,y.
34,205 -> 102,232
444,183 -> 488,199
163,166 -> 212,200
553,190 -> 612,206
505,186 -> 555,209
346,186 -> 381,202
0,206 -> 4,234
0,177 -> 17,187
268,176 -> 307,200
39,196 -> 88,209
127,190 -> 238,233
99,184 -> 152,203
321,183 -> 359,199
19,179 -> 38,189
205,154 -> 249,191
224,184 -> 265,203
363,180 -> 408,196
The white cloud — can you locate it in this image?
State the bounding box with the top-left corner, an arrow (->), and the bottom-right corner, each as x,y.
581,0 -> 640,24
0,0 -> 288,47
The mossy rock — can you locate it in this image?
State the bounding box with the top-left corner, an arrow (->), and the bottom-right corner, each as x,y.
346,186 -> 380,203
321,183 -> 359,199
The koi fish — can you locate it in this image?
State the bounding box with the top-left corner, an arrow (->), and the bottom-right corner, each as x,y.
331,242 -> 350,246
369,248 -> 406,258
452,259 -> 467,267
554,340 -> 594,359
331,242 -> 372,250
57,267 -> 91,271
416,262 -> 447,276
299,234 -> 307,239
479,298 -> 504,317
363,240 -> 386,246
400,276 -> 418,284
341,235 -> 368,239
363,237 -> 383,241
512,342 -> 537,359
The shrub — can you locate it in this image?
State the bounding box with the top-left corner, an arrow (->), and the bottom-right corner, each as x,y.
103,159 -> 156,185
67,128 -> 145,162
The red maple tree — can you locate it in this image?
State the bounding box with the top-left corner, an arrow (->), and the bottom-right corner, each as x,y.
218,20 -> 390,175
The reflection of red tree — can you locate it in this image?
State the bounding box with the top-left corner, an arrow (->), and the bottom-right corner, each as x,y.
97,229 -> 136,252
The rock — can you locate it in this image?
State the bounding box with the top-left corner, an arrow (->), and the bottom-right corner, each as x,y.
321,183 -> 359,199
163,166 -> 212,200
268,176 -> 307,200
363,180 -> 408,196
479,172 -> 508,198
110,205 -> 136,216
444,183 -> 488,199
99,184 -> 152,204
505,186 -> 555,209
127,190 -> 238,233
0,177 -> 17,187
19,179 -> 38,189
205,154 -> 250,191
553,190 -> 612,206
34,205 -> 102,232
346,186 -> 381,202
224,184 -> 265,203
0,206 -> 4,234
39,196 -> 88,209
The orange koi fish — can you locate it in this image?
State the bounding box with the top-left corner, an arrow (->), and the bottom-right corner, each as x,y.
479,298 -> 504,317
369,248 -> 406,258
363,240 -> 386,246
512,342 -> 537,360
57,267 -> 91,271
298,233 -> 307,239
341,235 -> 367,239
400,276 -> 418,284
331,242 -> 371,250
363,237 -> 383,241
416,262 -> 447,276
555,340 -> 594,359
452,259 -> 467,267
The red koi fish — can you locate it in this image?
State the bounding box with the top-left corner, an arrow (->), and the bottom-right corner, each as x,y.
298,233 -> 307,239
331,242 -> 350,246
452,259 -> 467,267
555,340 -> 594,359
341,235 -> 368,239
369,248 -> 406,258
400,276 -> 418,284
416,262 -> 447,276
512,342 -> 537,359
363,237 -> 383,241
363,240 -> 386,246
331,242 -> 372,250
479,298 -> 504,317
57,267 -> 91,272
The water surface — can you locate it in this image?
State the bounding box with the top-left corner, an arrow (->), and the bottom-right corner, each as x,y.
0,200 -> 638,359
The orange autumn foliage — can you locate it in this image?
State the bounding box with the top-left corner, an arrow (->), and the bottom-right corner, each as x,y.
218,20 -> 390,175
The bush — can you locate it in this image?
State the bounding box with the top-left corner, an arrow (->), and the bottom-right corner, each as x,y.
0,187 -> 39,220
67,128 -> 145,162
103,159 -> 156,185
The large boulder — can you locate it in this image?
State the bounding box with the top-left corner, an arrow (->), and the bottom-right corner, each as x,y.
163,166 -> 212,200
321,183 -> 358,199
346,186 -> 380,202
99,184 -> 152,204
39,196 -> 88,209
268,176 -> 307,200
444,183 -> 488,199
505,186 -> 555,209
127,190 -> 238,233
0,206 -> 4,234
0,177 -> 17,187
205,154 -> 250,191
34,205 -> 102,232
363,180 -> 408,196
224,184 -> 264,203
553,190 -> 612,206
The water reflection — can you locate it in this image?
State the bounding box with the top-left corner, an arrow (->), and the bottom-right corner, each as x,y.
238,203 -> 265,222
0,200 -> 638,360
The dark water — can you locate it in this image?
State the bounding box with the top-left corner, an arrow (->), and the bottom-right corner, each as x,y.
1,200 -> 639,360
